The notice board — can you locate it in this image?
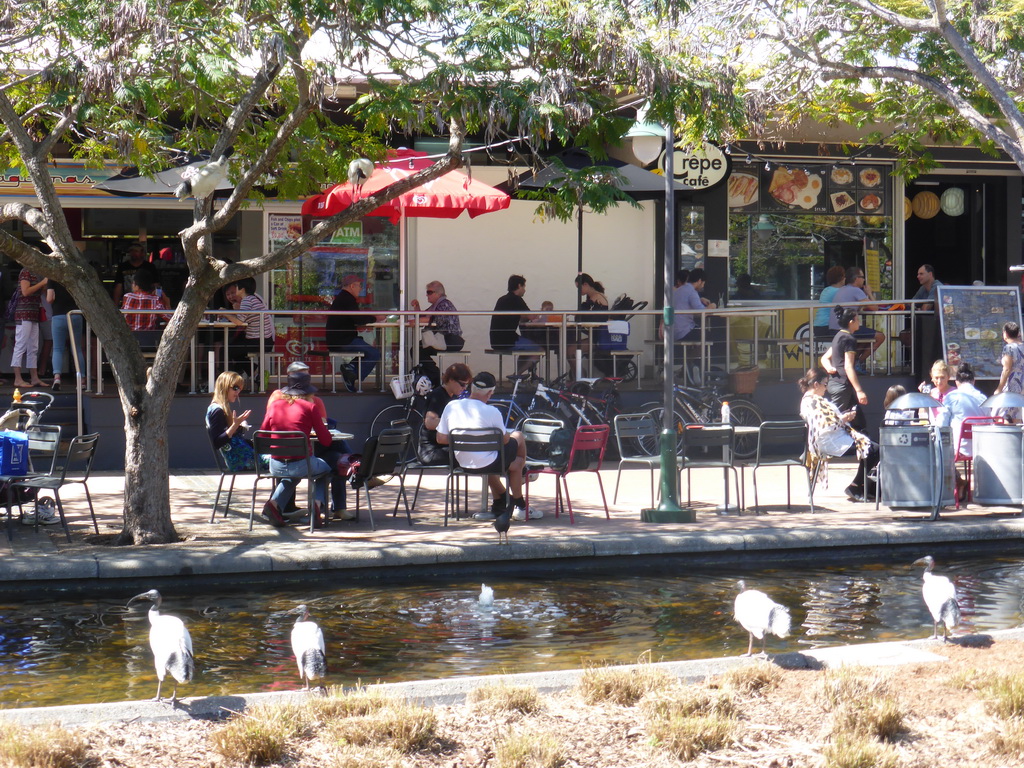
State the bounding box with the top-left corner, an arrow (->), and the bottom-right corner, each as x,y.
936,285 -> 1022,380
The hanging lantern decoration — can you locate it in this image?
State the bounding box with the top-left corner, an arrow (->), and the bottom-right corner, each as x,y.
940,187 -> 965,216
911,190 -> 940,219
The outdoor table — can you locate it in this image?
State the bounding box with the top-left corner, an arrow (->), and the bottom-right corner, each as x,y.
191,320 -> 235,394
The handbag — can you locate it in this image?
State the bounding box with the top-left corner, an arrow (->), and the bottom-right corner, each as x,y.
220,434 -> 256,472
420,328 -> 447,351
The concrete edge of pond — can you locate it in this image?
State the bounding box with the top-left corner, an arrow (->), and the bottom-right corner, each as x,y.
5,627 -> 1024,728
4,519 -> 1024,586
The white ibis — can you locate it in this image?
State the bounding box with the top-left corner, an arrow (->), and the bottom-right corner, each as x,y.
127,589 -> 194,703
290,604 -> 327,692
913,555 -> 961,640
734,580 -> 791,656
347,158 -> 375,193
175,151 -> 232,200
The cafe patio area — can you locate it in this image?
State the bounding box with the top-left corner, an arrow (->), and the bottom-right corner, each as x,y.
3,460 -> 1023,587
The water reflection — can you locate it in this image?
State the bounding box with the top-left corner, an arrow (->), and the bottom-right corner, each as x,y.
1,556 -> 1023,708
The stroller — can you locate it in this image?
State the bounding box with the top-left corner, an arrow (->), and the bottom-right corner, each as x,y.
0,390 -> 54,432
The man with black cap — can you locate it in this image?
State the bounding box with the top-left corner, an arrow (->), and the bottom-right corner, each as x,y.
258,368 -> 333,526
436,371 -> 543,521
326,274 -> 381,391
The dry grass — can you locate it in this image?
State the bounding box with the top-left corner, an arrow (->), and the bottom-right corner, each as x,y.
304,686 -> 391,724
640,685 -> 737,720
209,703 -> 303,766
468,681 -> 543,715
577,663 -> 672,706
819,666 -> 893,711
832,696 -> 907,742
821,734 -> 900,768
982,672 -> 1024,718
0,723 -> 92,768
327,743 -> 405,768
719,659 -> 783,696
646,713 -> 735,761
493,731 -> 567,768
989,716 -> 1024,756
328,699 -> 437,753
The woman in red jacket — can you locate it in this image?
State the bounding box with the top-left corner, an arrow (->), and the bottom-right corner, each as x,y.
259,369 -> 332,527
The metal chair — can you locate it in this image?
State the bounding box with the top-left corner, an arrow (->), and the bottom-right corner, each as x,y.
13,432 -> 99,542
519,416 -> 565,470
444,428 -> 509,526
612,413 -> 660,507
678,424 -> 742,513
208,440 -> 247,522
954,415 -> 999,508
351,425 -> 413,530
251,430 -> 329,533
525,424 -> 610,524
2,424 -> 62,540
747,420 -> 809,513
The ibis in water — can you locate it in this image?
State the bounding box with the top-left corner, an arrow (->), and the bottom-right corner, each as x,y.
291,604 -> 327,692
913,555 -> 960,641
734,580 -> 791,656
127,589 -> 194,703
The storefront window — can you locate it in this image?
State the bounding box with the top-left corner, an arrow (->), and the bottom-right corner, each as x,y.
728,213 -> 893,302
679,205 -> 705,270
267,213 -> 401,367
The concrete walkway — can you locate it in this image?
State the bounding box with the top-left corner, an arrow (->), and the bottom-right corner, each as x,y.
3,460 -> 1023,585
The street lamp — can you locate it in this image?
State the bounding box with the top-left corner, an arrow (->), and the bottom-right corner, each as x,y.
626,117 -> 693,521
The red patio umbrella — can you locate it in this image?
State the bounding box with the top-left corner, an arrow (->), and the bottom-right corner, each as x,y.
301,148 -> 511,222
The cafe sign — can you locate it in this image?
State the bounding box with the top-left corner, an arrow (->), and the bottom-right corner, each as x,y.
662,142 -> 730,191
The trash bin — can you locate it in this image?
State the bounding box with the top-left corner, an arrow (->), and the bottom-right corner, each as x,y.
879,425 -> 954,508
972,424 -> 1024,506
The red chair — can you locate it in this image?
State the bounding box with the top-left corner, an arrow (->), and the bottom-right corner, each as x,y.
524,424 -> 610,524
954,415 -> 999,508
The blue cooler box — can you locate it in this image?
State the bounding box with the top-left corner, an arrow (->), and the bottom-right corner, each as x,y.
595,320 -> 630,350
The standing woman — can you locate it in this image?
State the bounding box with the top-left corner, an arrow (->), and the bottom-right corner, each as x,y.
820,307 -> 868,432
995,321 -> 1024,422
46,281 -> 85,392
568,273 -> 609,359
12,265 -> 48,388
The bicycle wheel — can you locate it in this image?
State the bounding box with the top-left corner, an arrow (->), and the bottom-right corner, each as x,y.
640,401 -> 686,455
490,398 -> 528,429
519,407 -> 562,461
370,403 -> 423,436
727,398 -> 764,460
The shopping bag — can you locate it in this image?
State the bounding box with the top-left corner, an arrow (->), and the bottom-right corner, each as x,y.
0,430 -> 29,475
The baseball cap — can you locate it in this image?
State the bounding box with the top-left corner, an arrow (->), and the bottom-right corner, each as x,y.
341,274 -> 362,287
472,371 -> 497,392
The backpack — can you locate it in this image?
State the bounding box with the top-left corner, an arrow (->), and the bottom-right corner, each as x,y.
547,426 -> 593,472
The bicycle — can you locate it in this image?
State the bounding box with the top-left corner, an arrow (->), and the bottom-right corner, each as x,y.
488,374 -> 561,428
640,374 -> 764,459
523,376 -> 624,429
369,373 -> 426,438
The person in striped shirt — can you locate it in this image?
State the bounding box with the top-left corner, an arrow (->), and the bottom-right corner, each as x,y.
224,276 -> 275,379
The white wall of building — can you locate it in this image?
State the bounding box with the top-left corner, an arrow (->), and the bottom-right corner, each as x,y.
408,167 -> 659,376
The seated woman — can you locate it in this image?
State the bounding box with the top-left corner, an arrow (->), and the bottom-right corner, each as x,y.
259,369 -> 332,527
417,363 -> 472,465
206,371 -> 254,471
799,367 -> 879,503
881,384 -> 917,426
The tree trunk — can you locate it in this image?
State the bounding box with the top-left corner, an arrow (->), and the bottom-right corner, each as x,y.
116,388 -> 177,544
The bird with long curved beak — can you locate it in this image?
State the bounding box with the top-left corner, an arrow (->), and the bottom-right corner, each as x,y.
127,589 -> 194,703
291,604 -> 327,693
913,555 -> 960,641
347,158 -> 375,198
734,580 -> 791,656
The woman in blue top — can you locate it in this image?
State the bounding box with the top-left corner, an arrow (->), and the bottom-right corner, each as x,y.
813,265 -> 845,342
996,321 -> 1024,422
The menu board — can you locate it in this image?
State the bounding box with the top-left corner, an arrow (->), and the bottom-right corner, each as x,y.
936,286 -> 1022,380
727,162 -> 889,216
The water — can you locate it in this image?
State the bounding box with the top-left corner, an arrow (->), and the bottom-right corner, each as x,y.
2,556 -> 1024,709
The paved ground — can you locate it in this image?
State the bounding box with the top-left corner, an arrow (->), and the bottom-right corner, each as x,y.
3,459 -> 1023,584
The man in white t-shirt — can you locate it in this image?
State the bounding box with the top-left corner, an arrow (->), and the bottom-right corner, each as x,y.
437,371 -> 542,522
